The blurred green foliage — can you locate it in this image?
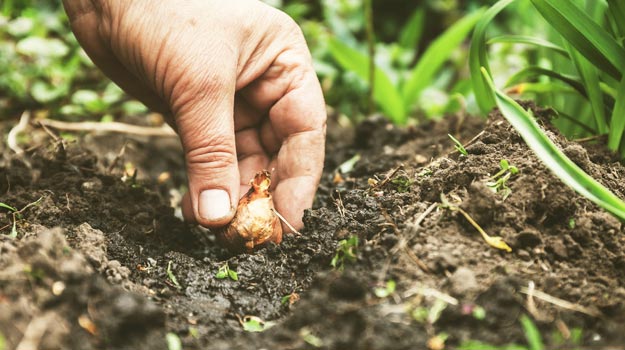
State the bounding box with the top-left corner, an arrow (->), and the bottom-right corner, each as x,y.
0,1 -> 146,120
1,0 -> 506,123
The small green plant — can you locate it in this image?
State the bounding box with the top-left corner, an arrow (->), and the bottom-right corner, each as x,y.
458,314 -> 544,350
330,235 -> 359,270
568,217 -> 576,229
215,262 -> 238,281
411,299 -> 448,324
485,159 -> 519,200
390,176 -> 413,193
448,134 -> 469,156
240,315 -> 275,332
166,260 -> 181,290
373,280 -> 396,298
1,196 -> 44,238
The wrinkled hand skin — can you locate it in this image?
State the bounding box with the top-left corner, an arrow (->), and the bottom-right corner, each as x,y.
62,0 -> 326,232
217,171 -> 282,253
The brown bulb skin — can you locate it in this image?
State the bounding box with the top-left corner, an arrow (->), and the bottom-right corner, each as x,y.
216,171 -> 282,253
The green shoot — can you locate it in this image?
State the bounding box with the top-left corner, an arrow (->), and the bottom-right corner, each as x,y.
166,260 -> 181,289
411,299 -> 448,324
215,262 -> 238,281
457,315 -> 545,350
448,134 -> 469,156
390,176 -> 413,193
485,159 -> 519,200
241,315 -> 275,332
373,280 -> 396,298
0,202 -> 18,212
1,196 -> 44,238
330,235 -> 358,270
165,333 -> 182,350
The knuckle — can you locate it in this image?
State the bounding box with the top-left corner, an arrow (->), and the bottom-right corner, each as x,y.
185,134 -> 236,171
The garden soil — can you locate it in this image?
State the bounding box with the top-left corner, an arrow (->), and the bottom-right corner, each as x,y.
2,104 -> 625,349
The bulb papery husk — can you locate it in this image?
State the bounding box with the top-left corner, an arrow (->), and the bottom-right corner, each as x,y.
217,170 -> 283,253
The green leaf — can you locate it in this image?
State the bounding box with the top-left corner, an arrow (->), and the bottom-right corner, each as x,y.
520,315 -> 544,350
31,80 -> 67,103
504,66 -> 586,97
402,9 -> 484,113
16,37 -> 69,58
530,0 -> 625,79
608,0 -> 625,37
328,38 -> 406,123
565,42 -> 609,134
373,280 -> 396,298
481,67 -> 625,221
242,316 -> 275,332
0,202 -> 17,212
398,8 -> 425,50
215,269 -> 227,279
166,260 -> 181,289
470,0 -> 517,113
487,35 -> 568,57
457,340 -> 527,350
165,333 -> 182,350
228,269 -> 238,281
607,75 -> 625,151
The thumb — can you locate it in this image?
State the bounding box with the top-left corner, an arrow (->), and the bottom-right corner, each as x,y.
175,78 -> 240,229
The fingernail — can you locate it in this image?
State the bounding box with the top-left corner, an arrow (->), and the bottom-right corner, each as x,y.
199,189 -> 231,221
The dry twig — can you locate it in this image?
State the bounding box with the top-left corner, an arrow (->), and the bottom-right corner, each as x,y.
39,119 -> 177,137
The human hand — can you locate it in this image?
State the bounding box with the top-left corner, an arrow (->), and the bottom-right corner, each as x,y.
63,0 -> 326,231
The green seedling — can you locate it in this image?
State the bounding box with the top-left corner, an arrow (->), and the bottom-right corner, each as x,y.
215,262 -> 238,281
391,176 -> 413,193
458,314 -> 545,350
568,217 -> 576,229
166,260 -> 181,289
330,235 -> 359,270
1,196 -> 44,238
165,332 -> 182,350
411,299 -> 448,324
373,280 -> 396,298
448,134 -> 469,156
485,159 -> 519,200
240,315 -> 275,332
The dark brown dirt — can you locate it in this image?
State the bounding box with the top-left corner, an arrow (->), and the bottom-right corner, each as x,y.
1,105 -> 625,350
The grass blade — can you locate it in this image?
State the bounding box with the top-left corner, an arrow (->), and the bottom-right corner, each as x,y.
607,0 -> 625,37
487,35 -> 568,57
470,0 -> 516,114
402,9 -> 484,112
328,38 -> 406,123
520,315 -> 544,350
607,75 -> 625,151
505,66 -> 586,97
481,67 -> 625,221
399,7 -> 425,50
565,42 -> 609,134
530,0 -> 625,79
